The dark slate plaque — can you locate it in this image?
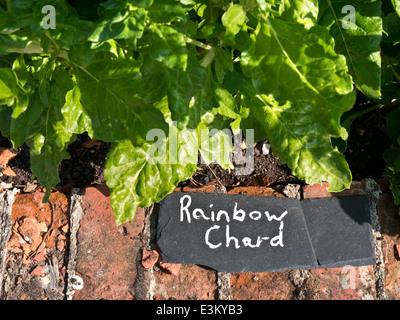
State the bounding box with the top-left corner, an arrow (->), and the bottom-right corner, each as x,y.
156,192 -> 376,273
301,196 -> 376,268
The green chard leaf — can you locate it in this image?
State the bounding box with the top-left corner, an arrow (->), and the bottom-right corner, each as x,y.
20,68 -> 80,201
71,48 -> 167,146
105,90 -> 237,224
241,16 -> 355,191
164,52 -> 208,129
393,0 -> 400,17
105,136 -> 197,225
89,5 -> 146,48
274,0 -> 319,27
318,0 -> 383,100
105,97 -> 197,224
222,4 -> 247,41
0,67 -> 28,118
147,25 -> 188,70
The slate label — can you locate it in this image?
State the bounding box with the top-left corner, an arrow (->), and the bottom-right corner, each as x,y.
156,192 -> 376,273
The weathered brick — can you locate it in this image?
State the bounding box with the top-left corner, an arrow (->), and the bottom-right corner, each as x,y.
231,272 -> 295,300
302,181 -> 366,198
375,178 -> 400,299
308,266 -> 376,300
11,191 -> 70,255
177,184 -> 217,193
73,185 -> 144,300
12,192 -> 70,229
153,264 -> 217,300
228,186 -> 284,197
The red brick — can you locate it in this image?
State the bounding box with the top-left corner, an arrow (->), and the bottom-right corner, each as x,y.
228,186 -> 284,197
10,191 -> 70,263
158,261 -> 181,276
178,184 -> 217,193
30,265 -> 44,276
231,272 -> 295,300
302,181 -> 366,198
141,249 -> 159,269
375,178 -> 400,299
153,264 -> 217,300
12,192 -> 70,229
308,266 -> 376,300
73,185 -> 145,300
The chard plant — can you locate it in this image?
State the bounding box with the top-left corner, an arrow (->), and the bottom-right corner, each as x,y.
0,0 -> 398,223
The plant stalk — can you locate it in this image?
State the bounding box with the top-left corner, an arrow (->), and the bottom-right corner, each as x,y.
185,37 -> 212,51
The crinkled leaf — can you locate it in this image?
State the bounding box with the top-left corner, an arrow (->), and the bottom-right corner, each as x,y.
0,67 -> 28,118
89,6 -> 146,47
393,0 -> 400,17
105,136 -> 197,224
72,50 -> 165,145
148,0 -> 187,23
23,69 -> 79,201
61,85 -> 93,138
242,18 -> 355,137
147,25 -> 188,70
274,0 -> 318,27
165,52 -> 208,129
189,77 -> 236,169
318,0 -> 383,100
241,17 -> 355,191
244,93 -> 352,191
222,4 -> 247,40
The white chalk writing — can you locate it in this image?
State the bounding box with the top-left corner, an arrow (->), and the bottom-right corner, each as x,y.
179,194 -> 287,249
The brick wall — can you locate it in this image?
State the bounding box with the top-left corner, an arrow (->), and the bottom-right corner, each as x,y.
1,178 -> 399,300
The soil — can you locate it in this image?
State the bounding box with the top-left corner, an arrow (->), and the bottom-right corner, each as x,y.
59,132 -> 110,188
343,93 -> 393,181
0,132 -> 110,190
